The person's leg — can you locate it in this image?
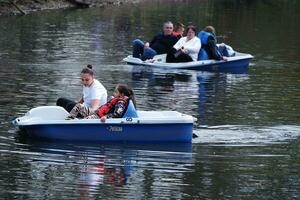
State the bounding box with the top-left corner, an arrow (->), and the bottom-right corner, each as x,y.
86,113 -> 100,119
67,103 -> 94,119
132,39 -> 144,58
166,48 -> 177,63
56,98 -> 76,112
142,47 -> 157,61
176,53 -> 193,62
67,103 -> 81,119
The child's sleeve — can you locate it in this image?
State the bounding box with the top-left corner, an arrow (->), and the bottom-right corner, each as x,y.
106,101 -> 127,118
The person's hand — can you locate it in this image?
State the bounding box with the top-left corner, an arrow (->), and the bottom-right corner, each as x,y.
222,56 -> 228,61
144,42 -> 150,48
100,116 -> 106,122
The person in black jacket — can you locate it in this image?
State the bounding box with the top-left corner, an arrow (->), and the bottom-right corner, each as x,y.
132,21 -> 179,61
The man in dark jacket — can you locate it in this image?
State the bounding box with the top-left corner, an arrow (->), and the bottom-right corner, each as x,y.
132,21 -> 179,61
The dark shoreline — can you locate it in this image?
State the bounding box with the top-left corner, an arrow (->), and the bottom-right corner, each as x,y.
0,0 -> 141,16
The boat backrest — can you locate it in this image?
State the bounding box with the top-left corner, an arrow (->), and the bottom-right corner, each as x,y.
123,100 -> 138,118
197,48 -> 209,60
26,106 -> 69,120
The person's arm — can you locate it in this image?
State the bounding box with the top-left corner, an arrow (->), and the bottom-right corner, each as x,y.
149,34 -> 160,47
184,38 -> 201,54
173,38 -> 183,50
90,99 -> 100,111
106,100 -> 127,119
146,34 -> 160,48
89,81 -> 107,111
207,37 -> 223,60
144,42 -> 150,48
78,97 -> 84,104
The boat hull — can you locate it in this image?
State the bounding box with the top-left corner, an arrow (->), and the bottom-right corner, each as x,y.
19,122 -> 193,142
123,52 -> 253,73
14,106 -> 195,143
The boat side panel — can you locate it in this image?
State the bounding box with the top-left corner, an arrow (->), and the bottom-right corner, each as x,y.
20,123 -> 193,143
124,54 -> 252,73
180,58 -> 251,73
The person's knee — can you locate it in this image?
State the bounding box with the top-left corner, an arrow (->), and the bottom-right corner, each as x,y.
142,48 -> 156,60
56,98 -> 66,106
133,39 -> 143,47
144,47 -> 157,56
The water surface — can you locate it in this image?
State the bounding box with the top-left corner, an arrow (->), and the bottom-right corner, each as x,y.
0,0 -> 299,199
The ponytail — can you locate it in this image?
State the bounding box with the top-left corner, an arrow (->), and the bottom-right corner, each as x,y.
128,88 -> 137,109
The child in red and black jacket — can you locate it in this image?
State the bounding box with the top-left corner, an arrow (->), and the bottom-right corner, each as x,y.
67,84 -> 136,122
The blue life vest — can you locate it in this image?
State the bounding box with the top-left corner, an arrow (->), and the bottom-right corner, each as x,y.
198,31 -> 217,45
197,31 -> 217,60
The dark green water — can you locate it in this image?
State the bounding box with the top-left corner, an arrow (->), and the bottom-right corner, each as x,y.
0,0 -> 299,199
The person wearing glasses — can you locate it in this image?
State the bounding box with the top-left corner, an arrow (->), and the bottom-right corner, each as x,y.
132,21 -> 179,61
56,64 -> 107,117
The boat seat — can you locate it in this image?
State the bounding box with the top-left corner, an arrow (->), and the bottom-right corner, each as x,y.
123,100 -> 138,118
197,48 -> 209,61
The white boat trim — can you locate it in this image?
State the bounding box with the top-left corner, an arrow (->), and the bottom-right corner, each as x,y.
13,106 -> 195,126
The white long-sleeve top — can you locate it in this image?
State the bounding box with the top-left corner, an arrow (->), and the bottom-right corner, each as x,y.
173,36 -> 201,61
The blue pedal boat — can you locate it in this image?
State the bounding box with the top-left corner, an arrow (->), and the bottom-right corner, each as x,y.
123,52 -> 253,73
13,103 -> 195,143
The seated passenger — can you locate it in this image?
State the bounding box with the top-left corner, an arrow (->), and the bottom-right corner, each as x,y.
66,84 -> 137,122
172,22 -> 185,39
166,25 -> 201,63
56,64 -> 107,117
132,21 -> 179,61
197,26 -> 227,61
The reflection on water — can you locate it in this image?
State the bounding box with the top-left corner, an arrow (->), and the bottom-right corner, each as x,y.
196,72 -> 250,126
0,0 -> 300,199
1,139 -> 192,199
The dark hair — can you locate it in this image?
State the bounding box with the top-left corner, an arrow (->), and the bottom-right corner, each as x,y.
185,25 -> 197,35
204,26 -> 216,35
116,84 -> 137,108
81,64 -> 94,76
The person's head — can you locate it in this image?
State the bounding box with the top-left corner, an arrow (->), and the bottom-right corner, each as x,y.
163,21 -> 174,36
81,64 -> 94,87
174,22 -> 185,35
204,25 -> 216,35
186,25 -> 197,40
113,84 -> 137,108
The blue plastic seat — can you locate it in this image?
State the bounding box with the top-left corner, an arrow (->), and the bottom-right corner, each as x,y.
197,48 -> 209,61
123,100 -> 138,118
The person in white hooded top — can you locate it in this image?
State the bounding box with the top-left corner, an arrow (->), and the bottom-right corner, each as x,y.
166,25 -> 201,63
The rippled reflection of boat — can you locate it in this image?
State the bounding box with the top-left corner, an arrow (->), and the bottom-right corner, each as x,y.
123,52 -> 253,73
15,139 -> 192,191
13,104 -> 195,143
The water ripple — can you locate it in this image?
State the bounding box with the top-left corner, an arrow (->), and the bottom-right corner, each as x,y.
193,125 -> 300,144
